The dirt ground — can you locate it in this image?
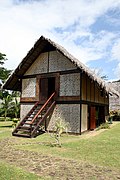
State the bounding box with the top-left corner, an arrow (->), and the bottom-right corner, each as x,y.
0,126 -> 120,180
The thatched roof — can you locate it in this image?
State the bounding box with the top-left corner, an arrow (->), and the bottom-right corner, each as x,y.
3,35 -> 119,96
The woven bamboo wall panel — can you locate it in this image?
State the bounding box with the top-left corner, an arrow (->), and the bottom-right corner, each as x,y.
20,103 -> 35,120
60,73 -> 80,96
25,52 -> 48,75
22,78 -> 36,97
47,104 -> 80,133
49,51 -> 76,72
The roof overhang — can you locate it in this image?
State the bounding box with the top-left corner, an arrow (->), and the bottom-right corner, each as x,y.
3,36 -> 56,91
3,35 -> 119,97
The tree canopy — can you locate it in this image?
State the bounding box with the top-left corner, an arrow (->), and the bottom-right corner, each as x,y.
0,52 -> 20,120
0,53 -> 6,65
0,53 -> 11,84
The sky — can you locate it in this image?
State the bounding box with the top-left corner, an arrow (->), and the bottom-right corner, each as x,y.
0,0 -> 120,81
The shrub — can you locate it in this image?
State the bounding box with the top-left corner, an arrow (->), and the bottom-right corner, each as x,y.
97,122 -> 110,130
109,110 -> 120,121
12,118 -> 20,128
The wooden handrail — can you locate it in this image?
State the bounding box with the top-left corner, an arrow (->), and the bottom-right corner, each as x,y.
31,101 -> 56,137
30,92 -> 55,125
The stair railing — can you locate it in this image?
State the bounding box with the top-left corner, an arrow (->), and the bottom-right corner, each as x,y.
30,92 -> 56,126
31,100 -> 55,137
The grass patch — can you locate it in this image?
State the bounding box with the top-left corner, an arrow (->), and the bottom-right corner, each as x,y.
0,121 -> 13,139
0,117 -> 11,121
0,161 -> 43,180
0,121 -> 120,179
0,121 -> 13,128
15,123 -> 120,169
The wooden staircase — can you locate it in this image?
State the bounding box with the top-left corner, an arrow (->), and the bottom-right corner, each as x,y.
12,92 -> 56,138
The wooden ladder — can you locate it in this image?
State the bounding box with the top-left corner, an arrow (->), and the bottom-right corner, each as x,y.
12,92 -> 56,138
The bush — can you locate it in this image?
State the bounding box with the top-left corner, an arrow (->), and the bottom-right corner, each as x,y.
109,110 -> 120,121
97,122 -> 110,130
12,118 -> 20,128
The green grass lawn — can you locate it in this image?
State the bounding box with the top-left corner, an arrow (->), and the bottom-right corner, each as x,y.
0,121 -> 13,139
16,123 -> 120,169
0,161 -> 42,180
0,121 -> 120,179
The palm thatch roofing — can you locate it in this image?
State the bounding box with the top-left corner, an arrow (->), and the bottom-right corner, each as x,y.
3,35 -> 119,96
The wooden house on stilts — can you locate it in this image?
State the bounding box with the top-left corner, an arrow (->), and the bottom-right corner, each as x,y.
3,36 -> 118,137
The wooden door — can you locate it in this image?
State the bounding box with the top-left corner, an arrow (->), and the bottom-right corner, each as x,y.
39,78 -> 48,103
90,106 -> 96,130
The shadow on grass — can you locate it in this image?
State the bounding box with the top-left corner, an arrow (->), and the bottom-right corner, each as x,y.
0,121 -> 13,128
0,125 -> 12,128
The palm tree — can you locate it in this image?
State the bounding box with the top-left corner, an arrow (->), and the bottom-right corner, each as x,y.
11,97 -> 20,118
1,94 -> 12,121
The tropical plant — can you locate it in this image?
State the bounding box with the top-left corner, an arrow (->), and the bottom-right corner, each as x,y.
1,94 -> 12,121
0,90 -> 10,100
109,110 -> 120,121
0,53 -> 11,84
97,122 -> 110,130
52,118 -> 69,147
11,97 -> 20,118
12,91 -> 21,98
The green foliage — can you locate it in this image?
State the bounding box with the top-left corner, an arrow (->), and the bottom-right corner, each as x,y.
0,52 -> 20,120
1,94 -> 13,121
12,118 -> 20,128
11,97 -> 20,118
0,91 -> 20,119
0,52 -> 7,65
0,52 -> 11,83
12,91 -> 21,97
52,118 -> 69,147
0,90 -> 10,100
109,110 -> 120,121
0,67 -> 11,83
97,122 -> 110,130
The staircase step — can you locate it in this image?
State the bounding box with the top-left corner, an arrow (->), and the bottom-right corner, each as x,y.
19,126 -> 31,130
27,115 -> 35,118
24,122 -> 31,125
17,128 -> 31,132
34,109 -> 39,112
12,132 -> 31,138
25,119 -> 32,122
34,107 -> 40,110
24,122 -> 37,126
12,94 -> 55,138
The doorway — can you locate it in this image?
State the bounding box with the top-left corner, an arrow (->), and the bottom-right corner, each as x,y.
39,77 -> 55,103
48,77 -> 55,98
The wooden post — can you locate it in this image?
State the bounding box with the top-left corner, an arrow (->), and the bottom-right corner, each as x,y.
80,72 -> 82,135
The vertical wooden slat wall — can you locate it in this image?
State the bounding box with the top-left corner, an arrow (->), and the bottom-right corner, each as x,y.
87,77 -> 91,101
81,73 -> 87,100
91,81 -> 95,102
